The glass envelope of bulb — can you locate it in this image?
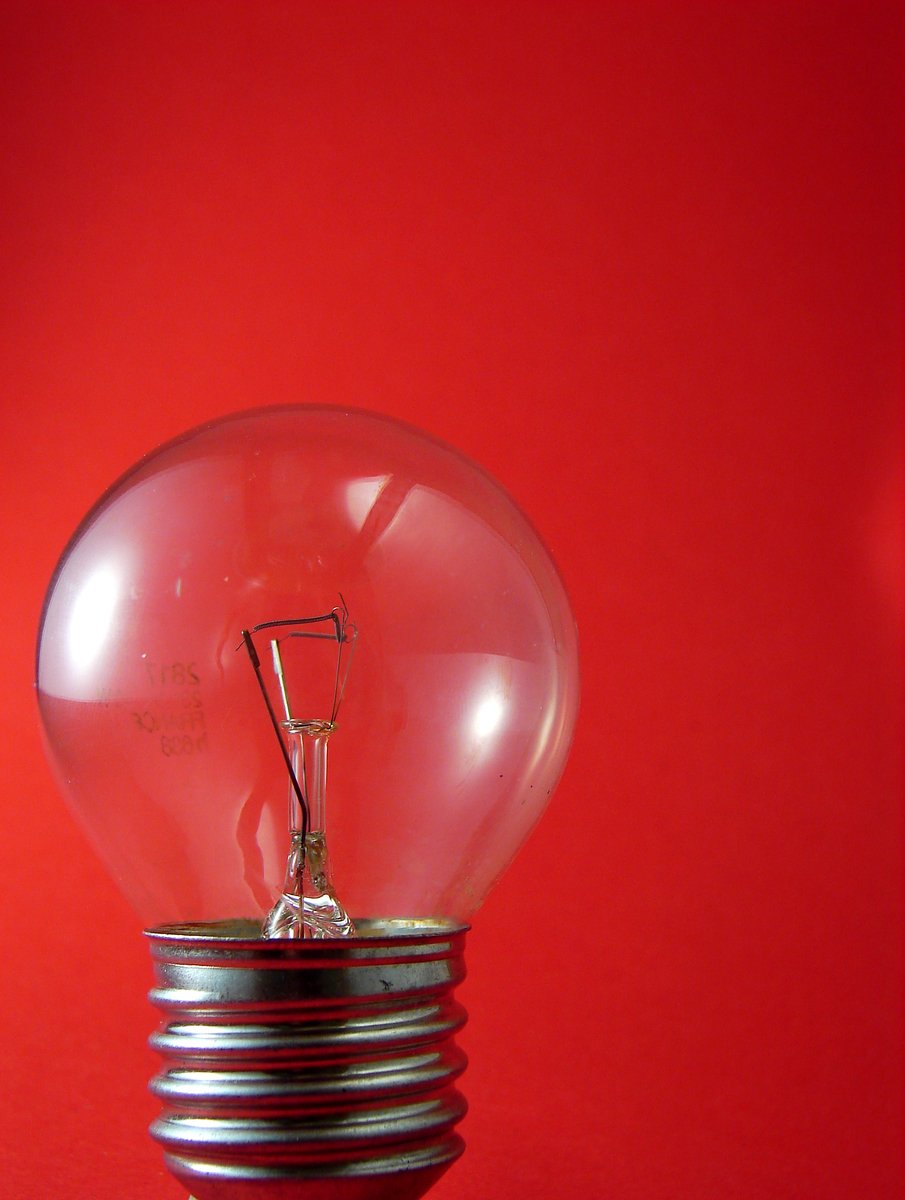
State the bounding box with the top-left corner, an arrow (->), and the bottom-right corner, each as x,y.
37,407 -> 579,930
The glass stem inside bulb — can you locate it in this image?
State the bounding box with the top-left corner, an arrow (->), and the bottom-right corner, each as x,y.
296,724 -> 328,833
263,721 -> 355,940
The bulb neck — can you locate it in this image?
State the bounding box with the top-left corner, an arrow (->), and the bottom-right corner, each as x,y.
263,827 -> 356,939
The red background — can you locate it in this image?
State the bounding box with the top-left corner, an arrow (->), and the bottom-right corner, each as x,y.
1,3 -> 902,1197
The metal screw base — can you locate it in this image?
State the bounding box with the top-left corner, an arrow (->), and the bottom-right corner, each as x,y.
146,919 -> 469,1200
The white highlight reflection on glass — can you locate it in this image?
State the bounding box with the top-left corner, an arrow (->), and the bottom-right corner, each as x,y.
471,693 -> 505,741
67,567 -> 119,672
344,475 -> 390,528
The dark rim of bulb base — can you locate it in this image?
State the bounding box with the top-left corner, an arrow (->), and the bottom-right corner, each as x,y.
146,915 -> 469,941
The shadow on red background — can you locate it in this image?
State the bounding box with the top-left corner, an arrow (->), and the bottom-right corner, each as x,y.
1,3 -> 902,1198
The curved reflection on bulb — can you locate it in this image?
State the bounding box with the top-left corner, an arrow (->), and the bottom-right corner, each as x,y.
66,565 -> 121,677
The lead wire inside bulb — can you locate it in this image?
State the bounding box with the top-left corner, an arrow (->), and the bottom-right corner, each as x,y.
240,601 -> 357,939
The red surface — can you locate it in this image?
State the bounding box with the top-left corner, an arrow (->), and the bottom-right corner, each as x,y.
1,2 -> 902,1197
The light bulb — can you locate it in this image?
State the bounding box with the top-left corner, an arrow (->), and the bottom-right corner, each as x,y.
37,406 -> 579,1200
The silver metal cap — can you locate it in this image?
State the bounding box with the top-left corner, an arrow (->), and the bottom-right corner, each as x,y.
146,919 -> 469,1200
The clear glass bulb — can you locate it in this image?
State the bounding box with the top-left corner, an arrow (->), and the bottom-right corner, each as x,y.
37,407 -> 579,932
